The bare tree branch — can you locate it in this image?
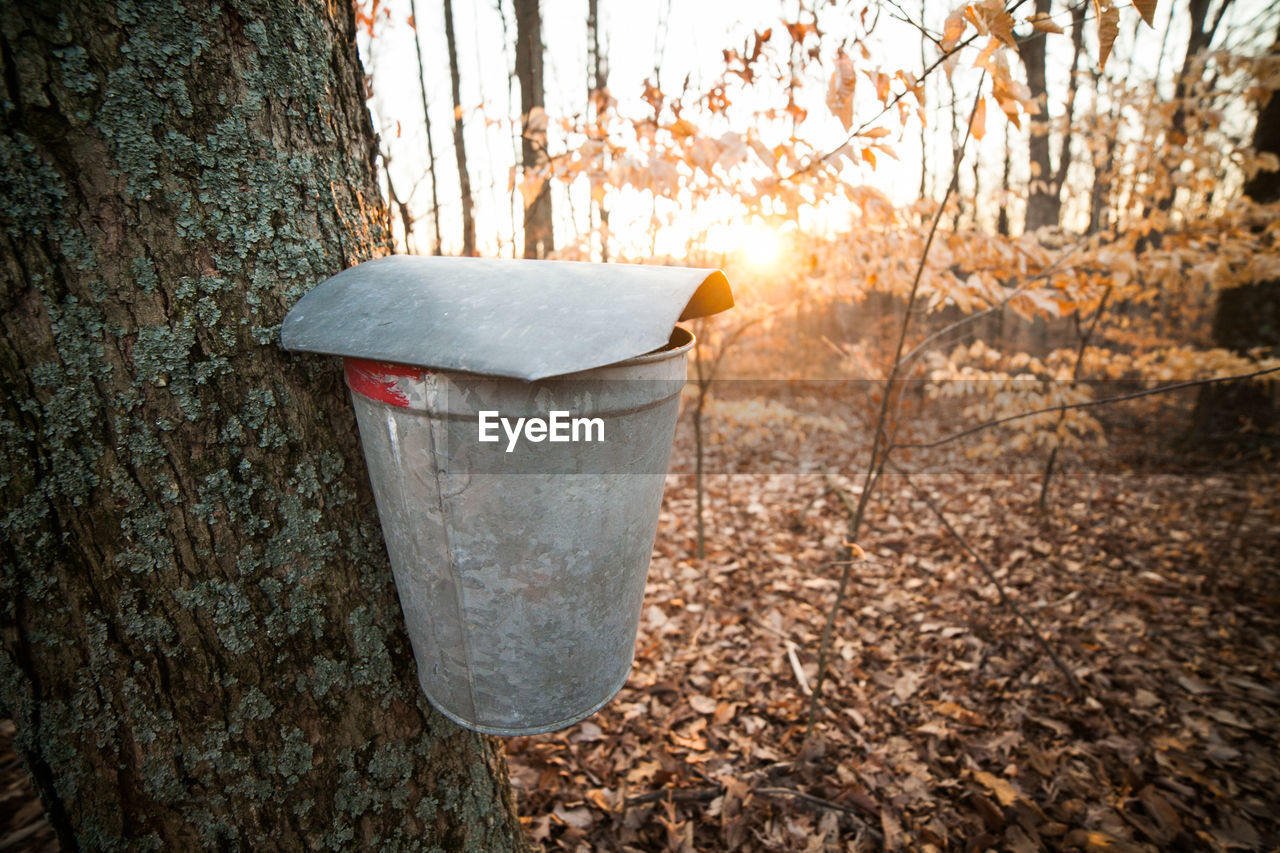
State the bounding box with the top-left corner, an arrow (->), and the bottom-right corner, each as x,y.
891,366 -> 1280,452
805,71 -> 988,736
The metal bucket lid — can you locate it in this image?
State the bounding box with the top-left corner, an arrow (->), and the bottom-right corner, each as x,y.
280,256 -> 733,381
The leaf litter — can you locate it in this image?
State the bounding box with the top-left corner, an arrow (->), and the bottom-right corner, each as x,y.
506,396 -> 1280,852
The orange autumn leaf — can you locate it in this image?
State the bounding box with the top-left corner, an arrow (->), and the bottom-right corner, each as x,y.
826,55 -> 857,130
973,770 -> 1022,807
1096,0 -> 1120,69
965,0 -> 1016,47
668,117 -> 700,140
869,70 -> 892,104
1134,0 -> 1159,27
971,96 -> 987,140
1027,12 -> 1064,33
940,6 -> 967,50
517,172 -> 546,207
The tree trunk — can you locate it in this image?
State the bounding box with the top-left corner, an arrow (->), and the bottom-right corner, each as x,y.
948,74 -> 961,231
997,122 -> 1012,235
1169,0 -> 1225,141
0,2 -> 527,849
384,152 -> 417,254
587,0 -> 610,262
1016,0 -> 1061,231
443,0 -> 477,257
409,0 -> 444,256
918,0 -> 928,204
971,137 -> 982,229
1157,0 -> 1233,214
1190,27 -> 1280,445
1050,3 -> 1085,203
515,0 -> 553,259
1088,73 -> 1116,235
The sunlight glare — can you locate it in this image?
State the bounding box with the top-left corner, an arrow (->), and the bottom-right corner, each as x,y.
739,223 -> 782,269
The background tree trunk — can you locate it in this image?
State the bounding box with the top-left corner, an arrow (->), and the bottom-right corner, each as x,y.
515,0 -> 554,258
0,2 -> 527,849
409,0 -> 444,256
1016,0 -> 1061,231
444,0 -> 478,256
587,0 -> 610,262
1190,27 -> 1280,446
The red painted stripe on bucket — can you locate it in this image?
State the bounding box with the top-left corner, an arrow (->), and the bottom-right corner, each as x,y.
343,358 -> 421,407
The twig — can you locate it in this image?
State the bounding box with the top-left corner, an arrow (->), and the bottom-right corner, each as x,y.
885,0 -> 943,47
821,469 -> 860,518
755,787 -> 880,823
625,782 -> 884,842
805,0 -> 1030,169
692,311 -> 769,559
893,464 -> 1082,695
785,641 -> 812,695
1039,284 -> 1112,509
894,241 -> 1088,379
625,763 -> 796,807
891,365 -> 1280,451
625,787 -> 720,806
805,70 -> 988,737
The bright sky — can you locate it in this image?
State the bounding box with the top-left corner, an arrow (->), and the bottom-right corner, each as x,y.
360,0 -> 1276,259
364,0 -> 815,259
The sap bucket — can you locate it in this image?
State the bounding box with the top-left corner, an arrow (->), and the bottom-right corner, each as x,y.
281,256 -> 733,734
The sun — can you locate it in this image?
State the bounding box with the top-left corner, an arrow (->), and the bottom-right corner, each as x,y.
737,223 -> 782,269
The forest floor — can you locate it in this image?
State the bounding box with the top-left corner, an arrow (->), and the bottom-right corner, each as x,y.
0,720 -> 57,852
507,386 -> 1280,852
2,389 -> 1276,852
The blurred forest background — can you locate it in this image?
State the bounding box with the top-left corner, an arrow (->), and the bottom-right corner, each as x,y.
5,0 -> 1279,849
360,0 -> 1280,848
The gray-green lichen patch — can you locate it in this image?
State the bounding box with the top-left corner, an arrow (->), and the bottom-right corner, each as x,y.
0,0 -> 523,847
232,686 -> 274,729
274,726 -> 314,784
52,44 -> 97,103
172,580 -> 257,654
97,0 -> 207,199
294,656 -> 348,699
347,605 -> 397,700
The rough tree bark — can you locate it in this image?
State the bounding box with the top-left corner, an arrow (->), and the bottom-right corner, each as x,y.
443,0 -> 477,257
515,0 -> 553,259
0,2 -> 527,849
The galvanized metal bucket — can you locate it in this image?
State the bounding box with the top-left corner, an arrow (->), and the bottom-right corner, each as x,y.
344,328 -> 694,735
282,256 -> 733,733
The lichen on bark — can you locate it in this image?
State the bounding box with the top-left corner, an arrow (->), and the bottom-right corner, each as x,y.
0,2 -> 528,849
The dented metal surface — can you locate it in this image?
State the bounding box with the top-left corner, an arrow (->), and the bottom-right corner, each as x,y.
281,255 -> 732,380
346,330 -> 694,734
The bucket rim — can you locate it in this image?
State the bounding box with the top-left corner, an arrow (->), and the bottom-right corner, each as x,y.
341,325 -> 694,385
615,325 -> 694,368
420,664 -> 632,736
